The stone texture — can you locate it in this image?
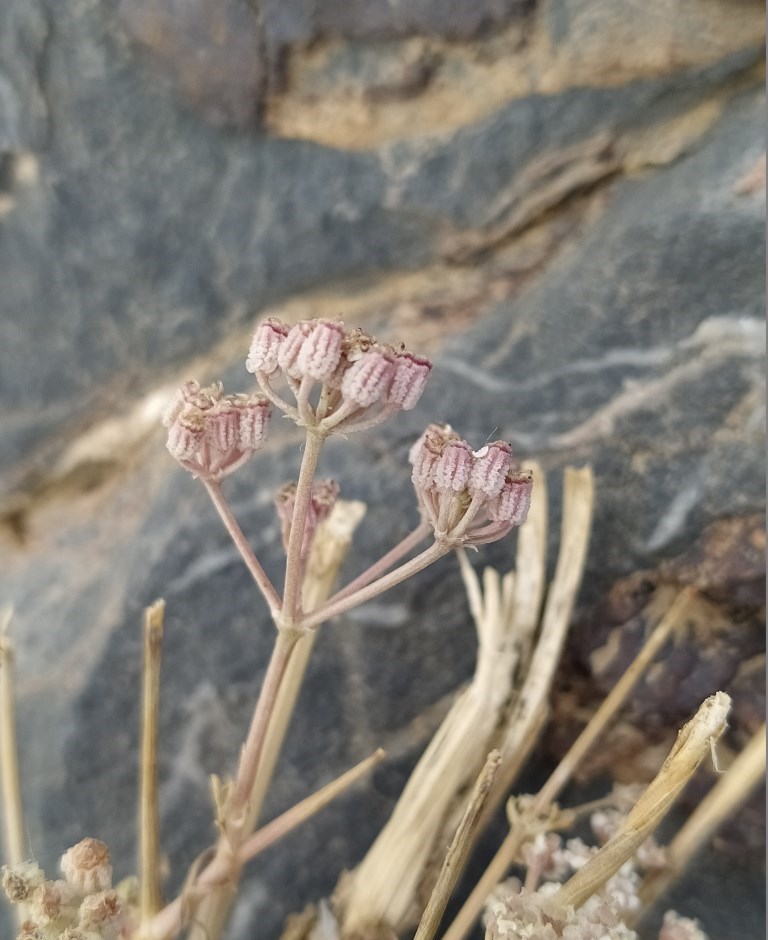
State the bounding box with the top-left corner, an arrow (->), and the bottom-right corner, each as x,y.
0,1 -> 765,939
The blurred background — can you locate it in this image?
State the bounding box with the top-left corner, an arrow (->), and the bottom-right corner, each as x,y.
0,1 -> 765,938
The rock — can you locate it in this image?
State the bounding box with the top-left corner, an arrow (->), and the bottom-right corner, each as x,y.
0,2 -> 764,939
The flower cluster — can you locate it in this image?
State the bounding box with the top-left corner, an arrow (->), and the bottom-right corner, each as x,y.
246,317 -> 431,433
163,380 -> 271,481
3,839 -> 130,940
409,424 -> 532,546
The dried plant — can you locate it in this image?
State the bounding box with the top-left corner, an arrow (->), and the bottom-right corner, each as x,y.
1,318 -> 763,940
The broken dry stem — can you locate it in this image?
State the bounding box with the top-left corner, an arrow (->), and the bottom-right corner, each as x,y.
637,721 -> 766,914
204,480 -> 282,614
146,750 -> 384,940
532,586 -> 696,814
0,608 -> 26,928
551,692 -> 731,914
139,600 -> 165,924
413,751 -> 501,940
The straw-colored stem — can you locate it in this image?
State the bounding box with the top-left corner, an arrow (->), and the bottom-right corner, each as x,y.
551,692 -> 731,913
238,749 -> 385,864
282,431 -> 324,621
533,586 -> 696,814
147,750 -> 384,940
637,721 -> 766,914
0,608 -> 26,928
139,600 -> 165,924
203,481 -> 282,615
413,751 -> 501,940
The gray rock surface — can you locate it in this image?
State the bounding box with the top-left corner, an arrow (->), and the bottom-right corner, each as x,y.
0,1 -> 764,938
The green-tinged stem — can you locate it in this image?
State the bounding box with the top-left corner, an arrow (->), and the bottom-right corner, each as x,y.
203,481 -> 282,614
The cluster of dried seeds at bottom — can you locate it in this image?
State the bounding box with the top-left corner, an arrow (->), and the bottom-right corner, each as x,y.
3,839 -> 133,940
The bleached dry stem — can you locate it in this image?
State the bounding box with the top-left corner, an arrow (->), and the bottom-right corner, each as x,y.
139,600 -> 165,925
551,692 -> 731,914
413,751 -> 501,940
637,721 -> 766,915
0,607 -> 26,928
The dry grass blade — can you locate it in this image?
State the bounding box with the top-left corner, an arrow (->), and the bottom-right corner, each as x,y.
637,721 -> 766,915
140,599 -> 166,924
0,606 -> 27,928
413,751 -> 501,940
551,692 -> 731,914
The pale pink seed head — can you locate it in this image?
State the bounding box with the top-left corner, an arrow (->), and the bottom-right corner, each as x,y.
469,441 -> 512,498
490,471 -> 533,525
340,348 -> 395,407
434,439 -> 474,492
277,322 -> 312,378
161,380 -> 201,428
246,317 -> 289,375
297,320 -> 344,381
387,352 -> 432,410
238,396 -> 271,450
309,478 -> 340,524
166,406 -> 206,462
77,889 -> 125,933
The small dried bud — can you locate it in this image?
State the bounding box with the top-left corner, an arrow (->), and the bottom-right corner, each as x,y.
237,396 -> 271,450
207,403 -> 240,453
246,317 -> 289,375
166,405 -> 206,461
297,319 -> 344,381
434,440 -> 474,492
161,380 -> 200,428
30,879 -> 78,926
77,890 -> 125,937
469,441 -> 512,499
340,348 -> 395,407
386,352 -> 431,410
2,862 -> 44,903
490,471 -> 533,525
275,479 -> 340,559
409,424 -> 460,489
277,322 -> 312,378
60,839 -> 112,895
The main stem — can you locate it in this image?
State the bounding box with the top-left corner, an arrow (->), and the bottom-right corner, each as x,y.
204,480 -> 282,615
282,430 -> 324,621
231,630 -> 297,814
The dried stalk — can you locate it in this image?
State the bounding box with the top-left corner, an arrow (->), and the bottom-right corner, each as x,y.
413,751 -> 501,940
190,501 -> 366,940
551,692 -> 731,914
637,721 -> 766,914
443,543 -> 704,940
340,466 -> 549,935
150,750 -> 385,940
140,600 -> 166,925
0,607 -> 26,928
